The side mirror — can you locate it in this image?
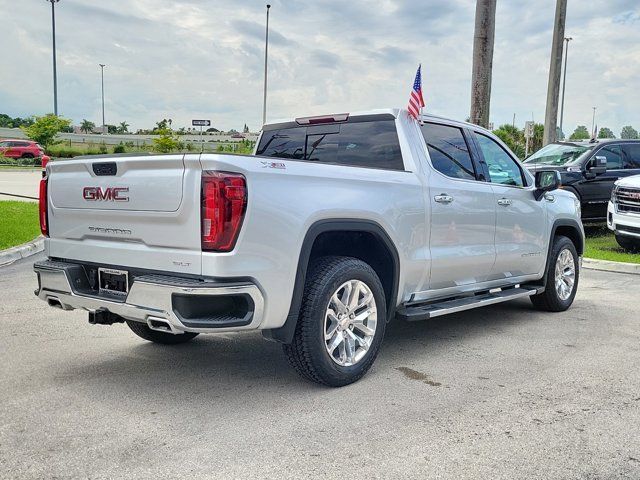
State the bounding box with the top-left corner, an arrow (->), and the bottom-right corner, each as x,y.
534,170 -> 561,200
587,155 -> 607,176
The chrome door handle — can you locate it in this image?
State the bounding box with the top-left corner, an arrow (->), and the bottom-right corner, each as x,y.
434,194 -> 454,204
497,198 -> 512,206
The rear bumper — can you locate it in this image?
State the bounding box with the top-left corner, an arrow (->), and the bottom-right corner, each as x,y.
34,260 -> 264,334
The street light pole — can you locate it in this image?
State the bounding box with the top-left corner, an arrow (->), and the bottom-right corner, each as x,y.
559,36 -> 572,139
591,106 -> 597,138
262,4 -> 271,127
99,64 -> 106,134
47,0 -> 61,116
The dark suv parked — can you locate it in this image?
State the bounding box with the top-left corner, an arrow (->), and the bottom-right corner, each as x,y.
524,139 -> 640,221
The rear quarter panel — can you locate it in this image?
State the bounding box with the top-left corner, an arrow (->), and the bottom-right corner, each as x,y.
200,141 -> 429,330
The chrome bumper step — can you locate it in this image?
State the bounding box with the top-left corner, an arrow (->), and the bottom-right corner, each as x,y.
33,260 -> 265,334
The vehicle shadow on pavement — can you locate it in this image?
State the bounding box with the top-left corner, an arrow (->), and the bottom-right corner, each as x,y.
384,297 -> 540,345
51,298 -> 569,397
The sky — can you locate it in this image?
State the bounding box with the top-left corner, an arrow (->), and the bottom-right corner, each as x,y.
1,0 -> 639,135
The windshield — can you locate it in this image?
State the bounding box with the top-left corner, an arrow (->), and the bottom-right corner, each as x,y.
524,143 -> 593,166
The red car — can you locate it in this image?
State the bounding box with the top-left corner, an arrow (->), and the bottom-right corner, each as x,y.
0,139 -> 45,158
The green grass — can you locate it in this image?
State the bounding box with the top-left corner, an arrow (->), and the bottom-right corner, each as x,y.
0,201 -> 40,250
0,164 -> 40,170
584,227 -> 640,264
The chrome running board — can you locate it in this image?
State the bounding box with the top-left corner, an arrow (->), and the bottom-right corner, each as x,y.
396,286 -> 542,322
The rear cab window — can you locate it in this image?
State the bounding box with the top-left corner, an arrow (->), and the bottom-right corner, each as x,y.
257,115 -> 404,170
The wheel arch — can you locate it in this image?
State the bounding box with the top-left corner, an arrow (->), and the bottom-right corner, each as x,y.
262,219 -> 400,344
561,185 -> 581,201
552,219 -> 584,256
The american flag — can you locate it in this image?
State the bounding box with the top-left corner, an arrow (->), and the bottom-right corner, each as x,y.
407,65 -> 425,120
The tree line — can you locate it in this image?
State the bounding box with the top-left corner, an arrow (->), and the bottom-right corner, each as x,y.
493,123 -> 640,159
2,113 -> 255,156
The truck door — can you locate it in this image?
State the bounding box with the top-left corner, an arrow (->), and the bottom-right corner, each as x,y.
578,144 -> 624,219
419,122 -> 496,292
472,132 -> 546,278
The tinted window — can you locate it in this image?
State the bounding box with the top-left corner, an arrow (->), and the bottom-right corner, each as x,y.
255,127 -> 305,159
257,119 -> 403,170
596,145 -> 623,169
475,133 -> 524,187
622,144 -> 640,169
420,123 -> 475,180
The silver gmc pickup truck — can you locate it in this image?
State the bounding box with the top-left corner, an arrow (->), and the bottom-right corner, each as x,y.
34,109 -> 584,386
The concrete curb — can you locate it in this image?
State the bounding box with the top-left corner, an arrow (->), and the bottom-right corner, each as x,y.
0,237 -> 44,267
583,257 -> 640,275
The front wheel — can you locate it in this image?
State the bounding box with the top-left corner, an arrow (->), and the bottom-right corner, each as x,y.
283,256 -> 387,387
531,235 -> 579,312
615,234 -> 640,253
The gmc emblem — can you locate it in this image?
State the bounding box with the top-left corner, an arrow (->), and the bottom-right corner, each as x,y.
83,186 -> 129,202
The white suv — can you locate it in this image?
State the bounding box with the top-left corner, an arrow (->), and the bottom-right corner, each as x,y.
608,175 -> 640,252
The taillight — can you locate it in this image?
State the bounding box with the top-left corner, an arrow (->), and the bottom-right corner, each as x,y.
201,171 -> 247,251
39,177 -> 49,237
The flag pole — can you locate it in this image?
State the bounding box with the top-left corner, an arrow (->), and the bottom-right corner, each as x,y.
419,63 -> 424,125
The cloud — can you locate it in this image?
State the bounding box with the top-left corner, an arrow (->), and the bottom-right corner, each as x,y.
0,0 -> 638,136
231,19 -> 295,46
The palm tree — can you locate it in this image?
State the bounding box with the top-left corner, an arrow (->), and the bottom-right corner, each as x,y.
155,119 -> 168,132
80,119 -> 95,133
117,121 -> 129,134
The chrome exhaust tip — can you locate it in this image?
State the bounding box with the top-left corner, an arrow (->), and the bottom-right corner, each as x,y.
147,317 -> 180,335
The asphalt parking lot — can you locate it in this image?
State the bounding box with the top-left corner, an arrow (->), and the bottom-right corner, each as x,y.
1,254 -> 639,479
0,169 -> 40,201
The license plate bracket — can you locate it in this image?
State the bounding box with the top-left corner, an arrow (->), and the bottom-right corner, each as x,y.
98,268 -> 129,297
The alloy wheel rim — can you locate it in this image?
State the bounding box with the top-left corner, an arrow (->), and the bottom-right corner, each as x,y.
324,280 -> 377,367
554,248 -> 576,301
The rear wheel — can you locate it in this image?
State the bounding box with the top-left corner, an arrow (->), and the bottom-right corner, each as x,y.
531,235 -> 579,312
126,320 -> 199,345
283,256 -> 387,387
615,234 -> 640,253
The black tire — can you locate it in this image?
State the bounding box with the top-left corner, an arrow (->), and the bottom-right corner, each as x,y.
531,235 -> 579,312
282,256 -> 387,387
21,153 -> 34,158
126,320 -> 199,345
615,234 -> 640,253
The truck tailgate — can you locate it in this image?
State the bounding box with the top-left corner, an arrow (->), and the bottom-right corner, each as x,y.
46,154 -> 203,275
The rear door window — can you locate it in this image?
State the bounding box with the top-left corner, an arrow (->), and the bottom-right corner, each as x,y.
622,143 -> 640,169
256,118 -> 404,170
420,123 -> 476,180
